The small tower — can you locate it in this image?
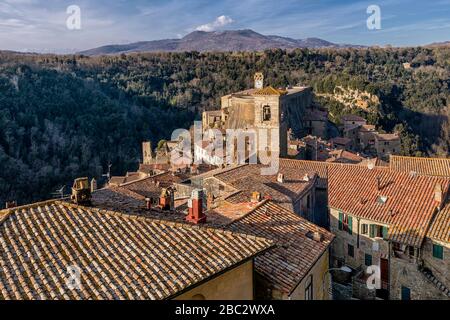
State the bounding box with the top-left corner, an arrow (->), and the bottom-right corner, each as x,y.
254,72 -> 264,89
142,141 -> 153,165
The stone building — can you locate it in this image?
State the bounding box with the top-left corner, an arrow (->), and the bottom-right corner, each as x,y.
327,164 -> 450,299
201,163 -> 318,223
374,133 -> 401,159
202,73 -> 314,159
340,114 -> 401,159
216,201 -> 335,300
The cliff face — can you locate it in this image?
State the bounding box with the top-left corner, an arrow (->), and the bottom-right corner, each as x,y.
317,86 -> 380,111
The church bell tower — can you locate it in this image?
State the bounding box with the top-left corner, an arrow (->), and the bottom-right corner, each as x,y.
254,72 -> 264,89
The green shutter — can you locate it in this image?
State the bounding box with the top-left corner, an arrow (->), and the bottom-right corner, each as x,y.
401,286 -> 411,300
369,224 -> 375,238
338,212 -> 343,230
382,226 -> 389,239
365,254 -> 372,266
433,244 -> 443,260
348,216 -> 353,235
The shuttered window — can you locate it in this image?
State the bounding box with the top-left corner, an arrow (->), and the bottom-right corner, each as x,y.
348,244 -> 354,257
382,226 -> 389,239
365,253 -> 372,266
432,244 -> 444,260
348,216 -> 353,235
338,212 -> 343,230
401,286 -> 411,300
369,224 -> 376,238
361,224 -> 368,235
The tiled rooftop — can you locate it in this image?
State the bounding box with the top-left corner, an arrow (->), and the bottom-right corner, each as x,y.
212,164 -> 317,208
428,199 -> 450,243
328,165 -> 450,247
390,155 -> 450,177
0,201 -> 273,300
225,201 -> 334,295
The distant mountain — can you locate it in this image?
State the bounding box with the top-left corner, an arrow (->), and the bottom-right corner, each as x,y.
78,29 -> 362,55
426,41 -> 450,48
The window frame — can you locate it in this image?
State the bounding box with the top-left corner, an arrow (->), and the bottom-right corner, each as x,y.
348,244 -> 354,258
365,253 -> 372,266
262,105 -> 271,122
304,275 -> 313,300
432,244 -> 444,260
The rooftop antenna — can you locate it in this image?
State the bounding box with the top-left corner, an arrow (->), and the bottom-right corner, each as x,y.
51,186 -> 66,199
102,163 -> 112,182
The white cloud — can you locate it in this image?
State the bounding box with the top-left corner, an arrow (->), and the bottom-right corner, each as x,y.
195,15 -> 233,32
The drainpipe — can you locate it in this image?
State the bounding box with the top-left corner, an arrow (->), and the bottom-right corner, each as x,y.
357,218 -> 361,249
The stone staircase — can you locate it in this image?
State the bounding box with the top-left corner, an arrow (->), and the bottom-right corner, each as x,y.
421,268 -> 450,297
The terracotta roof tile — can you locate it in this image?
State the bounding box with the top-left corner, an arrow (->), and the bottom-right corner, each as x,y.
253,86 -> 287,96
226,201 -> 334,295
390,155 -> 450,177
0,201 -> 273,300
213,164 -> 316,208
428,200 -> 450,243
328,165 -> 450,247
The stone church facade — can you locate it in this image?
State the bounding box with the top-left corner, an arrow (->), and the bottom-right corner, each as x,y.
202,73 -> 313,159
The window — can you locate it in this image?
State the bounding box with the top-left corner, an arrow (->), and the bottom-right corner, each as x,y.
305,275 -> 313,300
401,286 -> 411,300
408,246 -> 415,258
365,253 -> 372,266
361,224 -> 368,235
369,224 -> 387,238
348,244 -> 354,257
432,244 -> 444,260
262,105 -> 271,121
306,195 -> 311,210
338,212 -> 352,234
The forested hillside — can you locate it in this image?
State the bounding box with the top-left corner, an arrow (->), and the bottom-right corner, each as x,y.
0,47 -> 449,205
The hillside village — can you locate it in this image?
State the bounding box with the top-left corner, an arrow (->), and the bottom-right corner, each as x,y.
0,74 -> 449,300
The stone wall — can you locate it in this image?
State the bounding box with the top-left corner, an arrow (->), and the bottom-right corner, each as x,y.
390,256 -> 448,300
422,238 -> 450,287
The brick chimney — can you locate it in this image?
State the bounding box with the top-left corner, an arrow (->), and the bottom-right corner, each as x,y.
159,188 -> 174,211
186,189 -> 206,224
251,191 -> 262,203
145,197 -> 152,210
5,201 -> 17,209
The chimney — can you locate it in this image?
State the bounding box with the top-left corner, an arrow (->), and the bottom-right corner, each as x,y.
251,191 -> 262,203
277,173 -> 285,183
376,176 -> 381,191
434,183 -> 443,204
312,231 -> 323,242
90,178 -> 97,192
186,189 -> 206,224
159,188 -> 173,211
145,198 -> 152,210
5,201 -> 17,209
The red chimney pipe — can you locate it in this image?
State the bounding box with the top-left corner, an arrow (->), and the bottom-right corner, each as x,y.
186,189 -> 206,224
145,198 -> 152,210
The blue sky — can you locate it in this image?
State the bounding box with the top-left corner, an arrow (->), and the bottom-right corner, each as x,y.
1,0 -> 450,53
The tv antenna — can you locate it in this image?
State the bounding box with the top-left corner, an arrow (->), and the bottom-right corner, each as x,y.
102,163 -> 112,182
51,186 -> 66,199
